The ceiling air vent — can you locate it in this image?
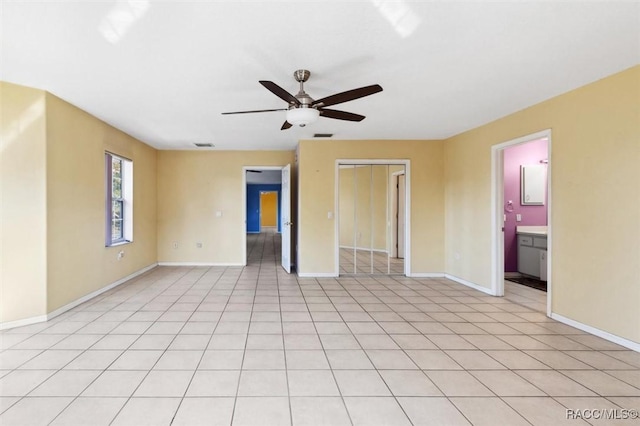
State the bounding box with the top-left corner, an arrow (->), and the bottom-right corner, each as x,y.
194,143 -> 214,148
313,133 -> 333,138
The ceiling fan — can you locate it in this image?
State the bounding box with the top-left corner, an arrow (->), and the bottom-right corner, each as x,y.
222,69 -> 383,130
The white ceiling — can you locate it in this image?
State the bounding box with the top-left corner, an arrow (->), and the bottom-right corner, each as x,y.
2,1 -> 639,151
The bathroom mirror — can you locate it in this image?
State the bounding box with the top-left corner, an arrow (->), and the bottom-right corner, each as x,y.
521,165 -> 546,205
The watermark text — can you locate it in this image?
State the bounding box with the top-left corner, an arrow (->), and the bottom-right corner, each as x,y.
566,408 -> 638,420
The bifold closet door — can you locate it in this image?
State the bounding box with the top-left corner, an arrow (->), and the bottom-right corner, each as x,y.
339,164 -> 392,274
339,165 -> 356,274
354,165 -> 372,273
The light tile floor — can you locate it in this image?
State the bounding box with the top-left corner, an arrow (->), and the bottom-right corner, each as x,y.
1,232 -> 639,425
504,279 -> 547,313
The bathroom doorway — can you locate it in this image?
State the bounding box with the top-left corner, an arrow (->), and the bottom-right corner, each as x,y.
492,130 -> 552,315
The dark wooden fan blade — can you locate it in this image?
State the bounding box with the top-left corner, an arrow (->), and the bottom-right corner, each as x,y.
319,109 -> 365,122
281,121 -> 292,130
311,84 -> 383,108
222,108 -> 287,115
260,81 -> 301,106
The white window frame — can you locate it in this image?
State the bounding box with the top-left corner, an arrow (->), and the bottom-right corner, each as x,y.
105,152 -> 133,246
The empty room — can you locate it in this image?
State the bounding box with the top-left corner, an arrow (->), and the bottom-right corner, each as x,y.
1,1 -> 639,425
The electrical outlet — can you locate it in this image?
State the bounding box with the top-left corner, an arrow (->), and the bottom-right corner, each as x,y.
172,242 -> 178,249
516,214 -> 522,222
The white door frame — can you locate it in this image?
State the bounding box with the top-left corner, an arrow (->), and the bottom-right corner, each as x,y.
491,129 -> 552,316
390,170 -> 405,258
242,166 -> 285,266
280,164 -> 292,273
258,191 -> 279,232
334,159 -> 411,276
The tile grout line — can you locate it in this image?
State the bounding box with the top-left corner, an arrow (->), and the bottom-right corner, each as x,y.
169,265 -> 233,425
305,276 -> 356,426
39,267 -> 193,425
102,266 -> 204,425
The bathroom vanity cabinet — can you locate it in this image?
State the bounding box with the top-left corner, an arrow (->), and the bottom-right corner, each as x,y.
517,231 -> 547,279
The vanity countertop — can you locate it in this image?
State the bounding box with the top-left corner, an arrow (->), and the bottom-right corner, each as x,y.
516,226 -> 547,236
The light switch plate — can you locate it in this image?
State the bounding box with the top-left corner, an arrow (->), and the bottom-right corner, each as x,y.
516,214 -> 522,222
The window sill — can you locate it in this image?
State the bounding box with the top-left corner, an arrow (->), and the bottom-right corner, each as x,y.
107,240 -> 133,248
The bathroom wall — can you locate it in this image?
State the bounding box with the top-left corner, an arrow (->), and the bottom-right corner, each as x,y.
503,138 -> 548,272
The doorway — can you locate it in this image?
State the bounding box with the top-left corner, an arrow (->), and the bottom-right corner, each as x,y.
242,166 -> 292,273
335,160 -> 410,276
492,130 -> 552,315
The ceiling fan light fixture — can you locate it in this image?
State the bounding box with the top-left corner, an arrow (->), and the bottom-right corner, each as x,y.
286,107 -> 319,127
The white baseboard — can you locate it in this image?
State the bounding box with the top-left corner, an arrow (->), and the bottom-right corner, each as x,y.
157,262 -> 245,267
551,313 -> 640,352
0,263 -> 158,331
297,272 -> 339,278
445,274 -> 496,296
0,314 -> 49,331
409,272 -> 445,278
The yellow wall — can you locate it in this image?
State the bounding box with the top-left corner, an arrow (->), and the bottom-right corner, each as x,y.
157,150 -> 295,264
298,140 -> 444,275
445,65 -> 640,342
260,192 -> 277,227
0,83 -> 157,324
0,82 -> 48,323
45,93 -> 158,312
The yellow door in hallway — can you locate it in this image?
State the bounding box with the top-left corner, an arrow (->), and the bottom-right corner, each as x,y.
260,192 -> 277,228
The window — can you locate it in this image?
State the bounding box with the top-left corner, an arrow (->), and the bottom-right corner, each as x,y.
105,152 -> 133,246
